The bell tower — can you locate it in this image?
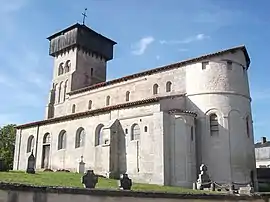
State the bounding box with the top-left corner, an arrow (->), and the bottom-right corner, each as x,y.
45,22 -> 117,119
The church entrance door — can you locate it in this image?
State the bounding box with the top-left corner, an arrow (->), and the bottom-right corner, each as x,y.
41,145 -> 50,169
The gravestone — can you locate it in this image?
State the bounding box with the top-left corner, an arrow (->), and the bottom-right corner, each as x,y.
196,164 -> 211,190
119,174 -> 132,190
0,158 -> 6,172
26,150 -> 36,174
78,156 -> 85,174
81,170 -> 98,188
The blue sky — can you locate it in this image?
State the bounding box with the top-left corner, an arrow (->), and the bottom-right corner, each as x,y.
0,0 -> 269,142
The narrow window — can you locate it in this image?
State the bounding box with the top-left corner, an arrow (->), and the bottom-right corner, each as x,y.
72,104 -> 76,113
63,80 -> 68,101
64,60 -> 71,73
58,63 -> 64,75
131,124 -> 140,141
95,124 -> 104,146
75,128 -> 85,148
58,130 -> 66,150
227,61 -> 233,70
153,84 -> 159,95
191,126 -> 194,141
144,126 -> 148,132
126,91 -> 130,102
210,114 -> 219,136
246,116 -> 250,138
166,81 -> 172,92
27,135 -> 34,153
88,100 -> 92,110
106,96 -> 110,106
90,68 -> 93,76
202,61 -> 209,70
125,129 -> 128,134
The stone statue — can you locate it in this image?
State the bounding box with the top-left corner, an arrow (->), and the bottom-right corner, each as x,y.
81,170 -> 98,188
196,164 -> 211,190
119,174 -> 132,190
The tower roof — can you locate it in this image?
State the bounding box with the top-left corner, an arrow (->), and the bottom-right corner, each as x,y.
47,23 -> 116,60
47,23 -> 117,45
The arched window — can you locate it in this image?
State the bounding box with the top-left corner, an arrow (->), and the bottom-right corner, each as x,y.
210,114 -> 219,136
43,133 -> 50,144
144,126 -> 148,132
246,116 -> 250,138
106,96 -> 110,106
72,104 -> 76,113
58,130 -> 66,150
58,81 -> 63,103
88,100 -> 92,110
75,128 -> 85,148
95,124 -> 104,146
166,81 -> 172,92
27,135 -> 34,153
131,124 -> 140,141
126,91 -> 130,101
153,84 -> 159,95
58,63 -> 64,75
64,60 -> 71,73
63,80 -> 68,101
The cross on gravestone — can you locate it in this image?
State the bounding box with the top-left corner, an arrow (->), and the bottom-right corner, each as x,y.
81,170 -> 98,188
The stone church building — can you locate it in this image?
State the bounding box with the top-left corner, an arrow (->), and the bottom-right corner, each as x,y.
13,22 -> 257,188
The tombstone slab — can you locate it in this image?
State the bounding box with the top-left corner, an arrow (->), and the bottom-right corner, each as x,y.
82,170 -> 98,188
119,174 -> 132,190
26,150 -> 36,174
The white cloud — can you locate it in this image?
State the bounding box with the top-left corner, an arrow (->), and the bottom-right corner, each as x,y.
160,34 -> 209,45
131,36 -> 155,55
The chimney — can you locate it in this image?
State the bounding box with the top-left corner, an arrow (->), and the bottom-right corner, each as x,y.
261,136 -> 267,144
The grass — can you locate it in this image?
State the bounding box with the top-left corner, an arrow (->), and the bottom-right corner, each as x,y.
0,171 -> 210,194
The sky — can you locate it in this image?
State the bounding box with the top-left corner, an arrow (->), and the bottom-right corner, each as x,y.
0,0 -> 269,142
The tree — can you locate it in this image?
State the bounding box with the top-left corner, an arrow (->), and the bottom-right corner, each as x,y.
0,124 -> 16,170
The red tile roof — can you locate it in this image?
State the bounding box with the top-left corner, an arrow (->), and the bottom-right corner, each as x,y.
68,45 -> 250,96
16,94 -> 195,129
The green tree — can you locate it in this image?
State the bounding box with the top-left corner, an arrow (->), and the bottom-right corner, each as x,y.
0,124 -> 16,170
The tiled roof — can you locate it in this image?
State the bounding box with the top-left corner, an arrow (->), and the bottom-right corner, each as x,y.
68,45 -> 250,96
16,94 -> 196,129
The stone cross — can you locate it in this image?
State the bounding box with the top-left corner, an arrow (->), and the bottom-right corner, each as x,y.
78,155 -> 85,174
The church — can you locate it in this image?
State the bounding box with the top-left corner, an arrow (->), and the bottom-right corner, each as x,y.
13,22 -> 257,188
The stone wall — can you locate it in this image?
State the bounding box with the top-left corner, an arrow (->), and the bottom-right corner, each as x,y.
0,182 -> 268,202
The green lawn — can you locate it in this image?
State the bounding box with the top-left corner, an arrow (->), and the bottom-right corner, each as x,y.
0,171 -> 208,194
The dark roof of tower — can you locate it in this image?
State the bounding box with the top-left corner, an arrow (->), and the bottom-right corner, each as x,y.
68,45 -> 250,96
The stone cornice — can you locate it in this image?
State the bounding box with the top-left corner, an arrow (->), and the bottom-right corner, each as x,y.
16,94 -> 194,129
